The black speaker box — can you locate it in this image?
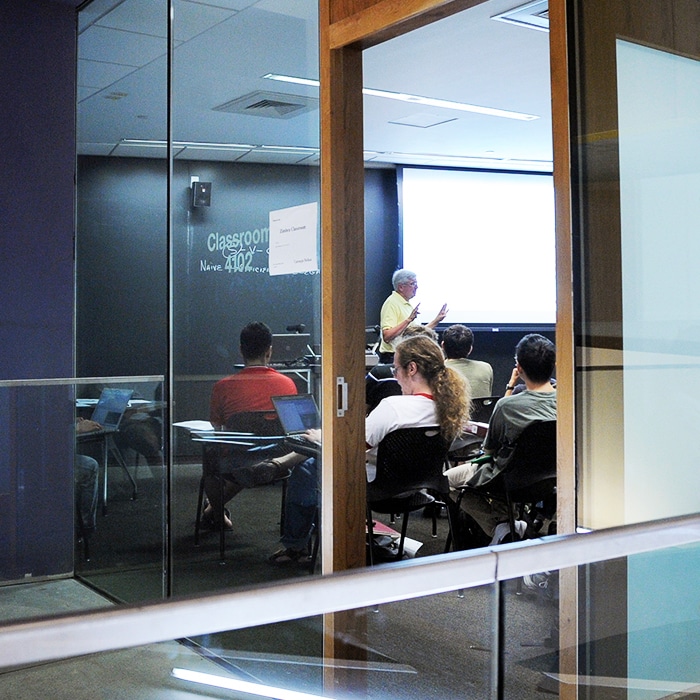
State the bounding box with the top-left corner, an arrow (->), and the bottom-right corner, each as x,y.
192,181 -> 212,207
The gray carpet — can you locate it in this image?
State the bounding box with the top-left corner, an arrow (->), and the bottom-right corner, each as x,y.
1,462 -> 560,700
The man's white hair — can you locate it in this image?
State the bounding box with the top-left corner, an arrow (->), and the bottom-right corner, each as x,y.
392,268 -> 416,290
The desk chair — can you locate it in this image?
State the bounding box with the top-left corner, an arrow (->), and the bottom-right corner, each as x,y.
447,420 -> 556,550
446,397 -> 499,467
366,426 -> 454,564
192,411 -> 287,563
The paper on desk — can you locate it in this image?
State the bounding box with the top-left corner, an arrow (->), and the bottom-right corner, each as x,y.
173,420 -> 214,431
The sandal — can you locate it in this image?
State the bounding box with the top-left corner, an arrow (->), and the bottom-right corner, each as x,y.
201,507 -> 233,531
267,547 -> 308,565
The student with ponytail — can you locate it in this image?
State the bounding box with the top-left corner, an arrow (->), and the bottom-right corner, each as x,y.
365,335 -> 470,470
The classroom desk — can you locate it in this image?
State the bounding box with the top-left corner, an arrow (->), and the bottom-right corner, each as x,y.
76,428 -> 134,515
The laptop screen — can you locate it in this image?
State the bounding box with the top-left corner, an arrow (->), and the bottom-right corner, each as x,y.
270,333 -> 311,364
272,394 -> 320,434
91,388 -> 134,430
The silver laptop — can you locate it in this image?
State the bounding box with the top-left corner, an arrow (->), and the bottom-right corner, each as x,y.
270,333 -> 311,364
90,387 -> 134,432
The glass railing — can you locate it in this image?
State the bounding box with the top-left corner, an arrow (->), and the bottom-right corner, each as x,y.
0,376 -> 166,605
1,514 -> 699,699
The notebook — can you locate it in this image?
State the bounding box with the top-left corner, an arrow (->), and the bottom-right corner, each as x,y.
90,387 -> 134,432
272,394 -> 321,456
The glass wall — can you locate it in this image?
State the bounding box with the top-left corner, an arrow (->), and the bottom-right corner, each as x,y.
4,522 -> 700,699
75,0 -> 322,598
169,1 -> 321,595
572,0 -> 700,529
572,0 -> 700,695
0,377 -> 165,603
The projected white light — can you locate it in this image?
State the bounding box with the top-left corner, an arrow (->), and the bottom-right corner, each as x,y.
172,668 -> 332,700
263,74 -> 539,121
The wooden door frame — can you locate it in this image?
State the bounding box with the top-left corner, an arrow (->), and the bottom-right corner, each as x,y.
320,0 -> 576,694
320,0 -> 575,568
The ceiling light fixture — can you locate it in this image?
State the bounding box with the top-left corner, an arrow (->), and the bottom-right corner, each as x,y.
172,668 -> 331,700
263,73 -> 539,121
120,139 -> 257,150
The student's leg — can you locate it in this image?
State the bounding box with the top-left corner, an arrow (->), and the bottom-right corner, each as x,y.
75,454 -> 99,534
270,458 -> 318,562
203,476 -> 242,529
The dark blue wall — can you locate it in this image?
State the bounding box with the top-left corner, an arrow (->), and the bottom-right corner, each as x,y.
0,0 -> 76,381
0,0 -> 77,581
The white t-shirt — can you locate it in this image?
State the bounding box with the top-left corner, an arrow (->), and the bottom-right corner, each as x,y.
365,394 -> 438,480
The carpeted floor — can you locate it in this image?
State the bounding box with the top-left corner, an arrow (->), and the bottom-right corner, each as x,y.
75,458 -> 479,603
2,459 -> 560,699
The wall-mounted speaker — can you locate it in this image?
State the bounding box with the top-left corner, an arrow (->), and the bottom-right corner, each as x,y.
192,181 -> 212,207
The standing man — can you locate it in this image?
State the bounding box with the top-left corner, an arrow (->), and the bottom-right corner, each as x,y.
377,268 -> 447,363
442,324 -> 494,398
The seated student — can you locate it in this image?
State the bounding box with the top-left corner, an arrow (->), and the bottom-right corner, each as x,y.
75,418 -> 100,538
202,321 -> 298,530
365,334 -> 468,478
365,324 -> 440,415
268,336 -> 470,565
441,324 -> 493,398
444,333 -> 556,546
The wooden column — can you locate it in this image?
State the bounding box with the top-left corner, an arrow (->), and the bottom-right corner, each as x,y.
320,2 -> 367,577
548,0 -> 578,697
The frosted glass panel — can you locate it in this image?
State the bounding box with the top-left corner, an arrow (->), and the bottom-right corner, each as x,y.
618,40 -> 700,522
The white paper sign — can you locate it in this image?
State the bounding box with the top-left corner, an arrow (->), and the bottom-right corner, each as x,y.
268,202 -> 319,276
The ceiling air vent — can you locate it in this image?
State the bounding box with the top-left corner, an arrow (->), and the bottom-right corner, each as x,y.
213,90 -> 317,119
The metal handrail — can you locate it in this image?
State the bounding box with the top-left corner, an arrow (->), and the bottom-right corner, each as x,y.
1,513 -> 699,670
0,375 -> 164,388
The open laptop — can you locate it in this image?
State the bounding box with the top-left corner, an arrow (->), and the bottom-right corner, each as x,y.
270,333 -> 311,365
88,387 -> 134,433
272,393 -> 321,456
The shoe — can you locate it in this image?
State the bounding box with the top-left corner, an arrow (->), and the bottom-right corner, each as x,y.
267,547 -> 309,565
523,572 -> 551,590
235,460 -> 290,488
490,519 -> 527,545
201,507 -> 233,531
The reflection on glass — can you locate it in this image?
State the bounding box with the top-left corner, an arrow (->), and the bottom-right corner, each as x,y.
0,377 -> 165,621
74,379 -> 166,603
4,536 -> 700,698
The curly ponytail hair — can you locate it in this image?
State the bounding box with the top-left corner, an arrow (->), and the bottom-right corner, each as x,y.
395,336 -> 470,441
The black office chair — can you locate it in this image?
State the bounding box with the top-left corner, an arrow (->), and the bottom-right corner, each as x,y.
445,396 -> 499,467
366,426 -> 455,564
192,411 -> 287,563
447,420 -> 556,551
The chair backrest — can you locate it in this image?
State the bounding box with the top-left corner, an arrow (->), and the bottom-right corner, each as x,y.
470,396 -> 499,424
500,420 -> 556,499
203,411 -> 286,475
368,426 -> 451,502
365,370 -> 402,414
224,410 -> 283,436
